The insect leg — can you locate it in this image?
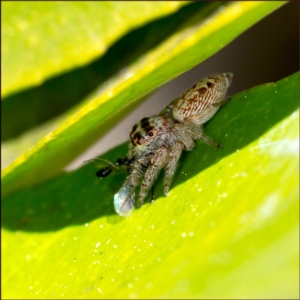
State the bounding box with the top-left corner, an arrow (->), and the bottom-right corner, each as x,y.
164,141 -> 184,196
138,146 -> 168,206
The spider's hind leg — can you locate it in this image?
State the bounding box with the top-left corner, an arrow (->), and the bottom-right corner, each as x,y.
200,133 -> 222,148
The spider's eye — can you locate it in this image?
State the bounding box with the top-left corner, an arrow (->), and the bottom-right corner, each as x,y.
206,81 -> 214,88
147,131 -> 154,137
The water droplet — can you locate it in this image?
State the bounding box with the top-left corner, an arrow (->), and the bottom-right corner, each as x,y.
181,232 -> 187,238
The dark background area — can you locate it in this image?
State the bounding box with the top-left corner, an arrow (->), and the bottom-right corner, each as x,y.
66,1 -> 299,170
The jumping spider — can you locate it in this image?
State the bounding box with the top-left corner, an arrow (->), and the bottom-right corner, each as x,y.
96,73 -> 233,216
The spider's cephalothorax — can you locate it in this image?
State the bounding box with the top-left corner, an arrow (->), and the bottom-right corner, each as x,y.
97,73 -> 233,216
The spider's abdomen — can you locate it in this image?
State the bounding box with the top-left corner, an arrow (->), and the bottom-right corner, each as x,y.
170,73 -> 233,124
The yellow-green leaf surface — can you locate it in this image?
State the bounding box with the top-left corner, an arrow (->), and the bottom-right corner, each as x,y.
2,1 -> 186,97
2,73 -> 299,299
1,2 -> 206,160
2,1 -> 286,198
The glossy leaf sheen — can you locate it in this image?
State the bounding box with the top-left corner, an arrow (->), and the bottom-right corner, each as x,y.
2,73 -> 299,298
2,1 -> 286,197
2,2 -> 185,97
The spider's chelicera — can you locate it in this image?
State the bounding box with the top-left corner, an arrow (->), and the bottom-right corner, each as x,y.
96,73 -> 233,216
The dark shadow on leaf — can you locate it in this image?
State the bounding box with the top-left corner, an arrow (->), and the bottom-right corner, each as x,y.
1,143 -> 128,232
1,72 -> 298,232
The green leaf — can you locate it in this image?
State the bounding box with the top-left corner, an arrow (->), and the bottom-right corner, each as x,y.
2,1 -> 286,197
2,1 -> 186,97
2,73 -> 299,298
2,2 -> 196,142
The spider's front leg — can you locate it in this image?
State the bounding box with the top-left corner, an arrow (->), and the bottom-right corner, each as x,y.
138,146 -> 169,206
164,141 -> 184,196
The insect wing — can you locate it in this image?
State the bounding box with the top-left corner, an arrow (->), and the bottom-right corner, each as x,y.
114,185 -> 135,217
